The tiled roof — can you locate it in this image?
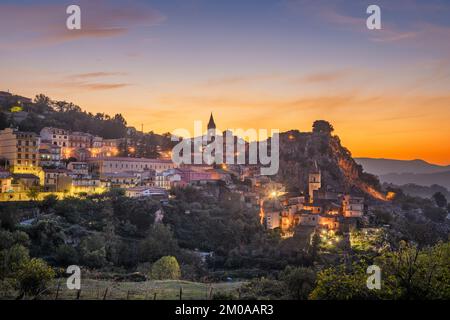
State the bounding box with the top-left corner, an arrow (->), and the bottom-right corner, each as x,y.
12,173 -> 39,179
87,157 -> 173,163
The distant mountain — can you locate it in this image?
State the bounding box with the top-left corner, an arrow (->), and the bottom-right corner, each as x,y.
384,183 -> 450,199
355,158 -> 450,176
378,171 -> 450,189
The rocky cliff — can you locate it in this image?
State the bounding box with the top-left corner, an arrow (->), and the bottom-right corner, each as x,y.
275,124 -> 386,200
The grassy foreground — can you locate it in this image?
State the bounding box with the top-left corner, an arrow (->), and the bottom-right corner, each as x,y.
39,279 -> 245,300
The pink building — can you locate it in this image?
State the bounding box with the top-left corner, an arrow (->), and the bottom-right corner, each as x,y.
178,168 -> 212,184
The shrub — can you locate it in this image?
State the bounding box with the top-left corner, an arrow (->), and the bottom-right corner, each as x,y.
149,256 -> 181,280
16,258 -> 55,297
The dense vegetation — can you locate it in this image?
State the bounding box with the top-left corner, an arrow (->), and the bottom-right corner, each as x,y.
1,184 -> 448,299
0,94 -> 174,158
0,95 -> 449,300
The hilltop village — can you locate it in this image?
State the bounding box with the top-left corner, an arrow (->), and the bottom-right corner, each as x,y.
1,92 -> 449,301
260,161 -> 365,238
0,91 -> 371,242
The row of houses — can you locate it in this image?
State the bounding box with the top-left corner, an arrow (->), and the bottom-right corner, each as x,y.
40,127 -> 123,162
261,164 -> 365,236
0,127 -> 123,170
0,128 -> 238,200
263,193 -> 364,231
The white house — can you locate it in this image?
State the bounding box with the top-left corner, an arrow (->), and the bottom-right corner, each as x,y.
125,186 -> 168,201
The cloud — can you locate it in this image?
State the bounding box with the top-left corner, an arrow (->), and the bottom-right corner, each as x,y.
203,74 -> 281,87
284,0 -> 450,45
45,28 -> 129,43
320,8 -> 420,43
75,83 -> 130,91
56,81 -> 131,91
0,0 -> 165,48
72,72 -> 128,79
51,71 -> 131,91
202,70 -> 351,89
370,31 -> 418,42
294,70 -> 351,83
154,88 -> 450,125
156,92 -> 364,113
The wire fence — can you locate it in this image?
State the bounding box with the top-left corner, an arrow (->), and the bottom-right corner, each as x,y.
30,279 -> 243,300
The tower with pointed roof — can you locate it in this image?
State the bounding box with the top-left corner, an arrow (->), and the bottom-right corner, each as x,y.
207,113 -> 216,130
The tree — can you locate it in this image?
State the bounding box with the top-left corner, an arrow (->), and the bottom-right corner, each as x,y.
79,235 -> 107,268
149,256 -> 181,280
309,232 -> 321,262
309,263 -> 372,300
113,197 -> 158,234
280,266 -> 316,299
139,224 -> 179,263
0,112 -> 8,130
423,206 -> 447,223
310,241 -> 450,300
240,278 -> 286,300
33,94 -> 53,113
26,187 -> 40,202
16,258 -> 55,297
27,220 -> 66,256
0,230 -> 30,250
34,94 -> 51,106
39,194 -> 58,212
0,206 -> 18,230
432,192 -> 447,208
54,244 -> 79,266
0,244 -> 30,278
374,241 -> 450,299
312,120 -> 334,135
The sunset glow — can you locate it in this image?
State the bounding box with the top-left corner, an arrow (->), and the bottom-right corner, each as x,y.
1,0 -> 449,164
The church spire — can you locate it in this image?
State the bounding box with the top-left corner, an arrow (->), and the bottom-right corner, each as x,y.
207,112 -> 216,130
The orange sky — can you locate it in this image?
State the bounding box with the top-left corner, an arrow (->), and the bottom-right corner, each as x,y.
1,0 -> 450,165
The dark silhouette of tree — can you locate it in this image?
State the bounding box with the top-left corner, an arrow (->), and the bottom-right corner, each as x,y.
34,94 -> 51,106
0,112 -> 8,130
432,192 -> 447,208
312,120 -> 334,134
309,232 -> 321,262
280,266 -> 316,300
